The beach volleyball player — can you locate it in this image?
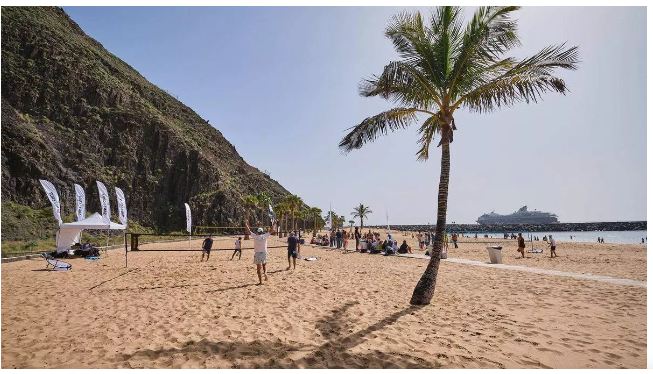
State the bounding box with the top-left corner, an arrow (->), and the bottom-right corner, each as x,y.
245,219 -> 277,285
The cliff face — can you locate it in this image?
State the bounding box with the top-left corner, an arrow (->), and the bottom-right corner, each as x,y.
1,7 -> 290,234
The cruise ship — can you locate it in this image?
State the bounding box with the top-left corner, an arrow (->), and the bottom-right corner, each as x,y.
477,206 -> 559,225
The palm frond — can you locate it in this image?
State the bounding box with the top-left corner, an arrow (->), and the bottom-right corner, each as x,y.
385,11 -> 443,88
430,6 -> 464,87
448,6 -> 521,99
359,61 -> 441,108
415,114 -> 441,161
458,44 -> 579,112
339,108 -> 420,152
385,11 -> 425,62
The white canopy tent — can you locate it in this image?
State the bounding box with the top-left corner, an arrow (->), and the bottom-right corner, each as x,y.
55,212 -> 127,253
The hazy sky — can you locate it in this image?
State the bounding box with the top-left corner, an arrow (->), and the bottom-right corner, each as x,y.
65,6 -> 646,224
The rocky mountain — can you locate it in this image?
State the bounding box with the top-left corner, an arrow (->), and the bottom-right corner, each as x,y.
1,6 -> 292,237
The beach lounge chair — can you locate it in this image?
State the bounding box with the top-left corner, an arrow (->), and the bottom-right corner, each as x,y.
42,253 -> 72,271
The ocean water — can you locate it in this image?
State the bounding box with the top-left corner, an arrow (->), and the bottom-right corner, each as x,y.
463,230 -> 647,244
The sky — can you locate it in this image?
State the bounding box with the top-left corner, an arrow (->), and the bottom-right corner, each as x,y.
64,6 -> 647,224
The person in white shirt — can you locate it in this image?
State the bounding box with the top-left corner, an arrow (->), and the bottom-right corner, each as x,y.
246,219 -> 276,285
231,237 -> 242,260
548,235 -> 558,258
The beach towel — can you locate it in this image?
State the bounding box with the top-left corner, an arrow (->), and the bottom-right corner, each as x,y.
527,248 -> 543,253
304,256 -> 318,261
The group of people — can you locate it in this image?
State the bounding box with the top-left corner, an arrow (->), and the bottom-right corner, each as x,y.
311,227 -> 417,256
359,233 -> 398,255
516,233 -> 557,258
310,229 -> 350,249
199,220 -> 303,285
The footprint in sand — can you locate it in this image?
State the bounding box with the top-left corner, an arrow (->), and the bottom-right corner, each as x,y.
604,352 -> 622,360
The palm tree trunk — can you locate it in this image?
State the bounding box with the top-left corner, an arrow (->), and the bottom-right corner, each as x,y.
410,141 -> 450,305
360,217 -> 363,232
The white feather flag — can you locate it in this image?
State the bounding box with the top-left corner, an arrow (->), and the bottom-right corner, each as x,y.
184,203 -> 192,234
39,179 -> 62,226
96,181 -> 111,223
74,183 -> 86,221
115,187 -> 128,226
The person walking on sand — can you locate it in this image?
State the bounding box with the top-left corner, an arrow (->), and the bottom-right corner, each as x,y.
452,233 -> 459,248
201,235 -> 213,262
246,220 -> 276,285
548,235 -> 558,258
517,233 -> 525,258
287,231 -> 299,270
343,230 -> 349,252
296,231 -> 302,258
231,237 -> 242,260
354,227 -> 361,251
336,229 -> 343,249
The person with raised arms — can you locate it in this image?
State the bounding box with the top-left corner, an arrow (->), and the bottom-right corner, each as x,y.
245,219 -> 276,285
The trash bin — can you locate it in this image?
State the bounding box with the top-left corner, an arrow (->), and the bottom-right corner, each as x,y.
486,245 -> 502,264
440,247 -> 448,259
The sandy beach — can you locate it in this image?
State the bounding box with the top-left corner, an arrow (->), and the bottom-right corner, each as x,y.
1,232 -> 646,368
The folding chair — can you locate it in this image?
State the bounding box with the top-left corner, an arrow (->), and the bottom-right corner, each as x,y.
42,253 -> 72,271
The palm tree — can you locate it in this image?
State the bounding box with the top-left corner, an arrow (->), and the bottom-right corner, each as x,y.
242,194 -> 260,240
256,192 -> 272,224
300,206 -> 311,232
351,204 -> 373,231
310,207 -> 323,233
274,201 -> 288,238
283,194 -> 303,231
339,6 -> 578,305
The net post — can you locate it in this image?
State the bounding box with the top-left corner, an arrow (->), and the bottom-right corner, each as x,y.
124,232 -> 128,268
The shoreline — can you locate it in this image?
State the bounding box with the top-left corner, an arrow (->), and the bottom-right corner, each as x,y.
366,221 -> 647,233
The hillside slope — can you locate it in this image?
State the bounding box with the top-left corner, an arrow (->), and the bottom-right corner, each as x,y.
1,6 -> 291,234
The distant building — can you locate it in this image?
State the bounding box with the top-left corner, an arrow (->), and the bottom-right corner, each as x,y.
477,206 -> 559,225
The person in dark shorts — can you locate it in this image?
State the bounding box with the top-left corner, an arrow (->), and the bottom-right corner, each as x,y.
548,235 -> 557,258
287,231 -> 299,270
231,237 -> 242,260
517,233 -> 525,258
201,235 -> 213,262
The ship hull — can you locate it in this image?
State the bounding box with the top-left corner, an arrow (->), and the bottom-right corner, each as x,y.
477,216 -> 559,225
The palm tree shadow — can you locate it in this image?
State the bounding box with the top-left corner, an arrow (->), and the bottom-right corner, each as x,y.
119,338 -> 308,368
119,302 -> 438,368
205,283 -> 257,293
300,302 -> 437,368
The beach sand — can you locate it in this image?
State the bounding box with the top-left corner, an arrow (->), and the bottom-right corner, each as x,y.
1,232 -> 646,368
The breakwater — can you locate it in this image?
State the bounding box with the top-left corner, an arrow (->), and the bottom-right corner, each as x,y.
370,221 -> 646,233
